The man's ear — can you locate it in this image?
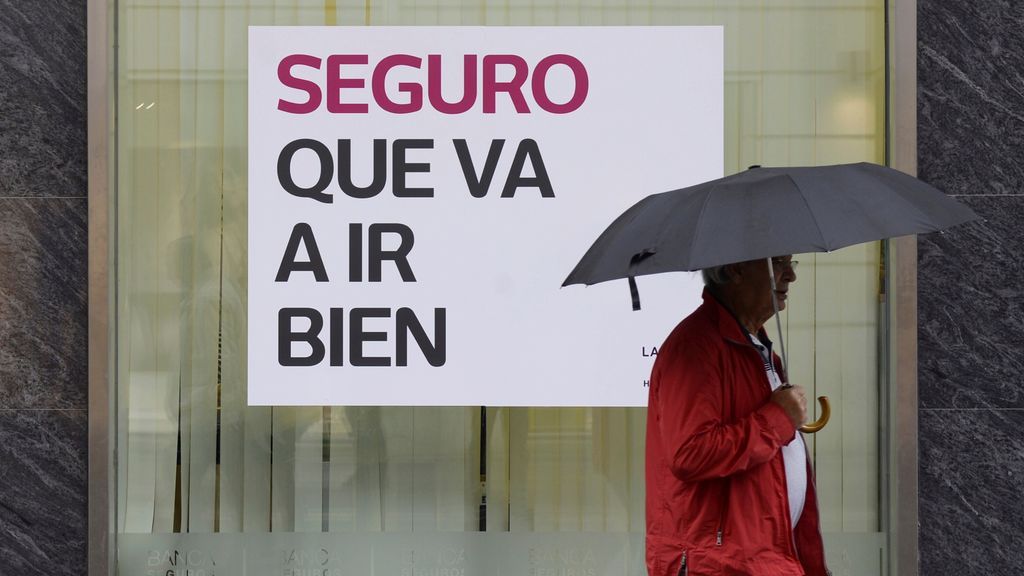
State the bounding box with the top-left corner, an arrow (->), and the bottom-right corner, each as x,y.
724,262 -> 743,283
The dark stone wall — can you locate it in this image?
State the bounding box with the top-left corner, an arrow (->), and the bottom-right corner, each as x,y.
918,1 -> 1024,574
0,0 -> 89,573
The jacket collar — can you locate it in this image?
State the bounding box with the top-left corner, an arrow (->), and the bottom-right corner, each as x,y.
702,287 -> 770,348
703,287 -> 789,382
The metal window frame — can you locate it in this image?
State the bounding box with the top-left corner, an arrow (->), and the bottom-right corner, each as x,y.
889,0 -> 920,574
88,0 -> 114,574
85,2 -> 920,574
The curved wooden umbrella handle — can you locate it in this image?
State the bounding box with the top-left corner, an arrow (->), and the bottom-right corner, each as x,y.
798,396 -> 831,434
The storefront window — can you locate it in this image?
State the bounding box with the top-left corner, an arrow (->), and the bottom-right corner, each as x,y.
114,1 -> 887,574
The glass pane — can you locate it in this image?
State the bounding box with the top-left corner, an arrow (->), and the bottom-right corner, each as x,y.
114,0 -> 887,573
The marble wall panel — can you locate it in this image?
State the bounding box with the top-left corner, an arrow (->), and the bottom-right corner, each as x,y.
0,409 -> 87,574
918,196 -> 1024,410
0,198 -> 88,410
918,1 -> 1024,196
0,0 -> 87,198
919,409 -> 1024,575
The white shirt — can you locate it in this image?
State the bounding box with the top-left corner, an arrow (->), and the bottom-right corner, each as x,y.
748,334 -> 807,529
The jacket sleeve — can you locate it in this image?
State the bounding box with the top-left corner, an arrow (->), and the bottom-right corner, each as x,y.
653,337 -> 796,483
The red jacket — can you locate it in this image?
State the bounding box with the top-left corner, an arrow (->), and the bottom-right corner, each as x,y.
645,290 -> 828,576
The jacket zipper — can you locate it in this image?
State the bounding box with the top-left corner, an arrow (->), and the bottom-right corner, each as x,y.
677,550 -> 688,576
716,457 -> 728,546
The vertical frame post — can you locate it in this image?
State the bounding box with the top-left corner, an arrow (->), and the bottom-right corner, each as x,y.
88,0 -> 115,574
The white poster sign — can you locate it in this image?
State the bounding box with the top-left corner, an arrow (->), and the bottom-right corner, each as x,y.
248,26 -> 722,406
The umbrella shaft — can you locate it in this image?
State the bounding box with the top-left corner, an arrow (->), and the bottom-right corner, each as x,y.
767,257 -> 789,383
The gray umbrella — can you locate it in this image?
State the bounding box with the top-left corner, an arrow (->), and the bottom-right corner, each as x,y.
562,162 -> 979,432
563,162 -> 978,302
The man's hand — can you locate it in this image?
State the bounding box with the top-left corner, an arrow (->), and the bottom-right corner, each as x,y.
771,385 -> 808,427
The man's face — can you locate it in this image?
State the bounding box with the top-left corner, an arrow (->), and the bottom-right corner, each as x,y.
732,255 -> 798,326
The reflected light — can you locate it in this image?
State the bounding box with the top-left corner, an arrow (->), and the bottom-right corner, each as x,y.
832,93 -> 874,135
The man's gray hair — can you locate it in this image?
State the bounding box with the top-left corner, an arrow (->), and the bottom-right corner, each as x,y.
701,265 -> 732,287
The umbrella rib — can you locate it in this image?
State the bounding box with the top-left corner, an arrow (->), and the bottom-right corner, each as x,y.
685,185 -> 718,270
865,168 -> 952,233
791,175 -> 830,251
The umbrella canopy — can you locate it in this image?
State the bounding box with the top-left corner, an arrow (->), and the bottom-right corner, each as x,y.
563,162 -> 979,288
